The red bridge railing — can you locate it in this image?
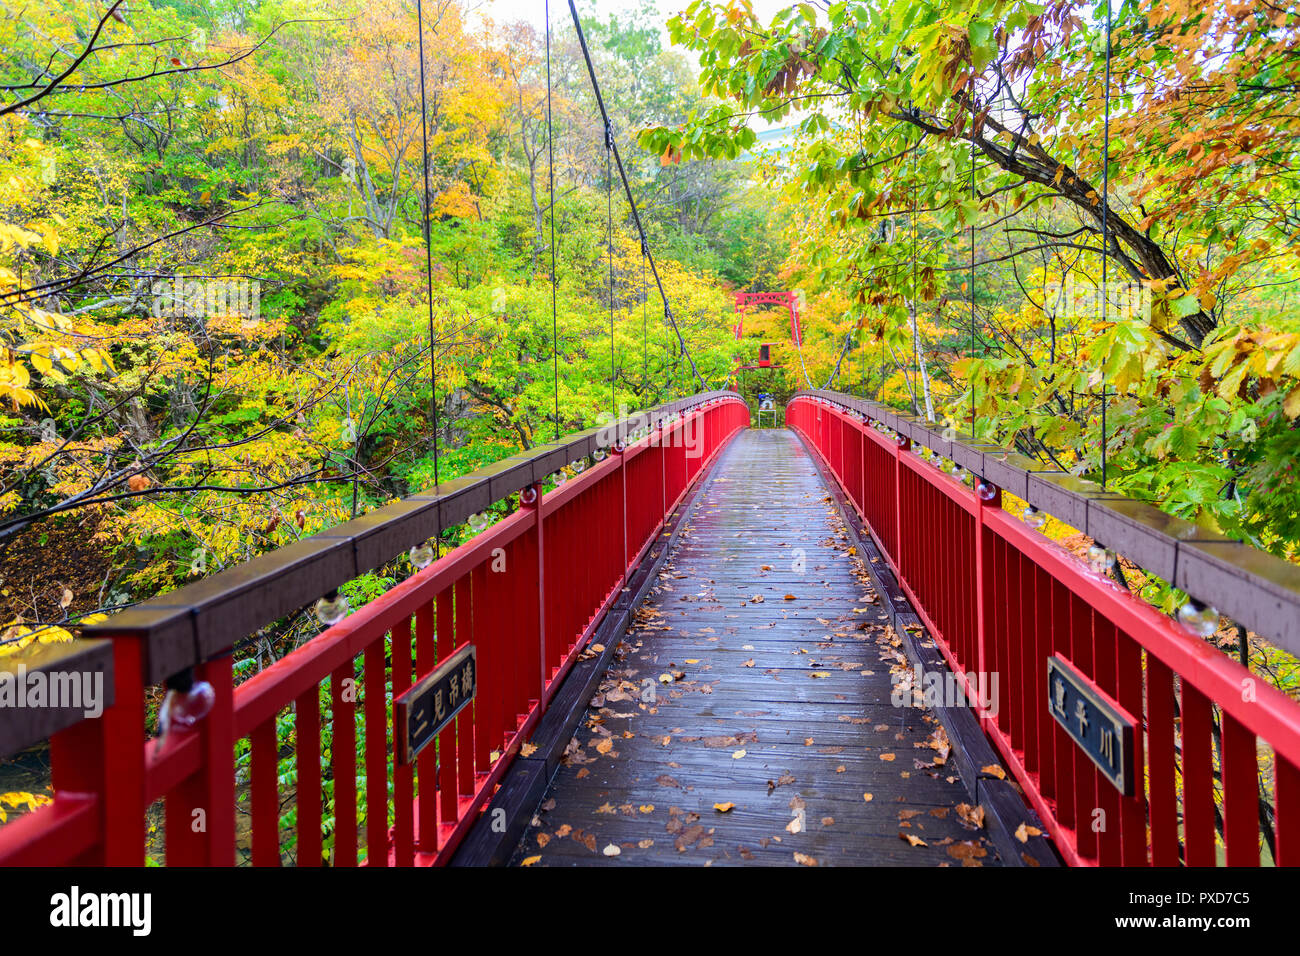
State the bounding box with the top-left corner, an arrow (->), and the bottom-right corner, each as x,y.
0,393 -> 749,866
788,392 -> 1300,867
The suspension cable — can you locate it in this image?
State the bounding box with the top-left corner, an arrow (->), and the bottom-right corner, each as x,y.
970,82 -> 977,438
546,0 -> 560,441
567,0 -> 704,392
1099,0 -> 1112,491
415,0 -> 439,487
912,126 -> 920,418
607,121 -> 615,416
641,240 -> 648,392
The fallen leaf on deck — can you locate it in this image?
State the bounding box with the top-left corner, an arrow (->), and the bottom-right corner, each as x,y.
947,841 -> 987,866
955,803 -> 986,829
1015,823 -> 1043,842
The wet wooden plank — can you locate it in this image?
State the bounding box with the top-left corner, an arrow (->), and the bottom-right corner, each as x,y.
511,430 -> 1004,867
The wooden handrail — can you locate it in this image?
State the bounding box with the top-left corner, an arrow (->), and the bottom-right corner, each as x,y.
82,391 -> 739,685
791,389 -> 1300,659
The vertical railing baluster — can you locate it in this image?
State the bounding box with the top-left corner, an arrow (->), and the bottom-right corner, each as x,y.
1277,756 -> 1299,866
414,602 -> 436,852
1049,580 -> 1077,835
1181,684 -> 1217,865
1091,615 -> 1122,866
363,640 -> 388,866
1115,631 -> 1148,866
250,716 -> 281,866
391,619 -> 414,866
295,679 -> 322,867
1146,655 -> 1179,865
1221,712 -> 1260,866
331,663 -> 357,866
440,584 -> 463,826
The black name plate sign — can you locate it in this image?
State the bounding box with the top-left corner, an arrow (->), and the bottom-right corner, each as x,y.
395,644 -> 476,765
1046,655 -> 1136,795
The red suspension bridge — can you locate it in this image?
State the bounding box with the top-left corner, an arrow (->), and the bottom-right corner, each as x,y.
1,392 -> 1297,868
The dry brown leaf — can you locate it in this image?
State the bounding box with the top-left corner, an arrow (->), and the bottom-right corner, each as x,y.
955,802 -> 986,829
1015,822 -> 1043,842
947,841 -> 988,866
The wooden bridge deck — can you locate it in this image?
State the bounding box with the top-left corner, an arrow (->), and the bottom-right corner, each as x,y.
509,429 -> 1005,866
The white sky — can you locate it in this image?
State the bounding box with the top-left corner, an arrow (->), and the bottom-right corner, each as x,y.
466,1 -> 798,46
466,0 -> 805,143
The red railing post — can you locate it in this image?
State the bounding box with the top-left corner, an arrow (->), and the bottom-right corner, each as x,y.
617,443 -> 628,581
198,652 -> 236,866
974,482 -> 1000,725
860,414 -> 868,516
528,482 -> 547,709
48,634 -> 147,865
892,434 -> 908,585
